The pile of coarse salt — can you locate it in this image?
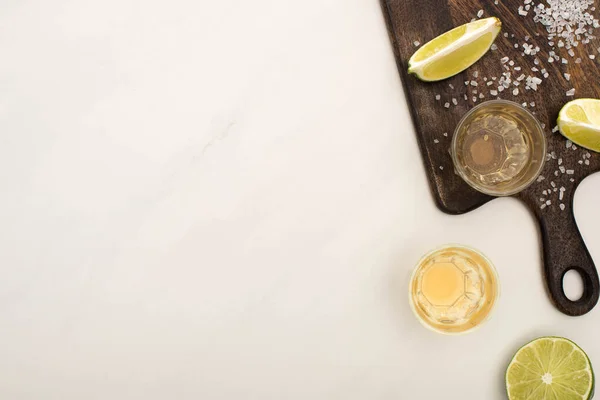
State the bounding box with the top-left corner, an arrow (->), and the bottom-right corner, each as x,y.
532,0 -> 599,49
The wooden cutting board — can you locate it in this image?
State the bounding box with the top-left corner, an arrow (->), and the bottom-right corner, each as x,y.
381,0 -> 600,316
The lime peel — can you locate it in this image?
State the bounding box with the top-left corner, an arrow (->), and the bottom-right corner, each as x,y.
506,336 -> 594,400
408,17 -> 501,82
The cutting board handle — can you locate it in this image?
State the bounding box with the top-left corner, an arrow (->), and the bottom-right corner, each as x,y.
539,207 -> 600,316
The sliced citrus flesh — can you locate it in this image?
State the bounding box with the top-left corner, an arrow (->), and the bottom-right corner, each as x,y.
408,17 -> 501,82
506,337 -> 594,400
558,98 -> 600,152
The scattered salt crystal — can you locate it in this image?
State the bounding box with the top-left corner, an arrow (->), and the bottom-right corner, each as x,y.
464,94 -> 468,100
434,139 -> 439,144
585,159 -> 590,165
586,152 -> 591,158
472,96 -> 477,102
548,57 -> 554,63
566,169 -> 575,174
567,140 -> 573,148
444,102 -> 450,108
570,178 -> 575,182
543,190 -> 548,196
564,73 -> 571,81
501,56 -> 509,63
487,81 -> 493,86
546,200 -> 552,205
509,60 -> 515,66
473,71 -> 479,78
470,81 -> 478,86
560,204 -> 566,210
537,175 -> 545,182
491,44 -> 498,50
591,54 -> 597,59
552,126 -> 559,133
452,98 -> 458,105
566,88 -> 576,96
513,88 -> 519,96
558,158 -> 562,165
477,9 -> 484,18
560,190 -> 564,201
579,160 -> 584,164
443,132 -> 448,137
554,171 -> 559,176
514,66 -> 522,71
413,41 -> 420,47
449,84 -> 454,89
562,58 -> 568,64
559,166 -> 566,173
490,89 -> 498,96
439,166 -> 444,170
479,93 -> 484,99
541,203 -> 547,210
568,48 -> 575,56
573,145 -> 578,150
551,181 -> 556,188
530,102 -> 536,107
435,94 -> 441,100
522,102 -> 528,107
576,58 -> 582,63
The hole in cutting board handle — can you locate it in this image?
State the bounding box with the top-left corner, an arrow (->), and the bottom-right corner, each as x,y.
563,269 -> 585,302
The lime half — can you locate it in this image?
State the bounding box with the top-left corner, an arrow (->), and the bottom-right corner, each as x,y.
506,337 -> 594,400
408,17 -> 501,82
558,98 -> 600,153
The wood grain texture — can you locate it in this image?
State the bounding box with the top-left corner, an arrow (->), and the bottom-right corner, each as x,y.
381,0 -> 600,315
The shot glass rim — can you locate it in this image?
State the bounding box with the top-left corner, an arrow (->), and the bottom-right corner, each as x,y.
451,99 -> 547,197
408,243 -> 500,336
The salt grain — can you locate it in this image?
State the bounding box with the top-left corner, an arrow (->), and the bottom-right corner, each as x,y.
435,94 -> 441,100
560,204 -> 566,210
413,41 -> 420,47
477,9 -> 484,18
566,88 -> 576,96
444,102 -> 450,108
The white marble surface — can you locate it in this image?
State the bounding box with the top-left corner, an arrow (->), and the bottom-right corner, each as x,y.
1,1 -> 600,399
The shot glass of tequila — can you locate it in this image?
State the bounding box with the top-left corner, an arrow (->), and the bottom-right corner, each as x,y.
409,245 -> 499,335
451,100 -> 546,196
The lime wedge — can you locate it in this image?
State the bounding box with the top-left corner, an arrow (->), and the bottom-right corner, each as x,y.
408,17 -> 501,82
558,98 -> 600,152
506,337 -> 594,400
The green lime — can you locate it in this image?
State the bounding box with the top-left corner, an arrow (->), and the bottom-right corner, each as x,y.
506,337 -> 594,400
